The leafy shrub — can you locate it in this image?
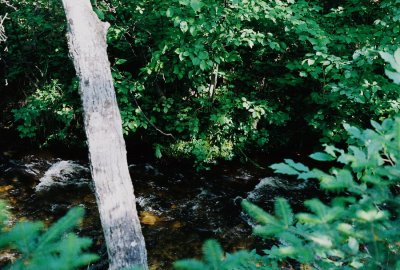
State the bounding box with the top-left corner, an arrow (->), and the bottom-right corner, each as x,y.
2,0 -> 81,145
12,79 -> 82,144
174,113 -> 400,269
173,48 -> 400,269
4,0 -> 400,165
105,0 -> 400,164
0,203 -> 98,270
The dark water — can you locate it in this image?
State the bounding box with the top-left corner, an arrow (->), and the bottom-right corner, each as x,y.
0,152 -> 317,269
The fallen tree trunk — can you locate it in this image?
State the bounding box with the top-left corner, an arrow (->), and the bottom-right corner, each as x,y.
61,1 -> 148,269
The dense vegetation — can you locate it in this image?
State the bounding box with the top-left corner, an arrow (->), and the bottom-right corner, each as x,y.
173,50 -> 400,269
2,0 -> 399,166
0,0 -> 399,269
2,105 -> 399,269
175,114 -> 400,270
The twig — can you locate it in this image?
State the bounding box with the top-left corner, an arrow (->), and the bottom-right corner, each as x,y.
133,97 -> 176,140
208,64 -> 219,101
0,13 -> 8,43
238,148 -> 266,170
0,0 -> 17,10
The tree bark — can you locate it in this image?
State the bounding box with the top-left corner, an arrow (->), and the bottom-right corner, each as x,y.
61,1 -> 148,269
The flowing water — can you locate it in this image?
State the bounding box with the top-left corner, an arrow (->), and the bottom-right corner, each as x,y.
0,151 -> 318,269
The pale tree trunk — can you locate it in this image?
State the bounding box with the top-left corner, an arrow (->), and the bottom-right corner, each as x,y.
61,1 -> 148,269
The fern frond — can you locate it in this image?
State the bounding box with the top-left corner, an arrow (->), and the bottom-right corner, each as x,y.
274,198 -> 294,227
203,239 -> 223,269
0,221 -> 44,252
241,200 -> 279,226
174,259 -> 208,270
36,207 -> 85,251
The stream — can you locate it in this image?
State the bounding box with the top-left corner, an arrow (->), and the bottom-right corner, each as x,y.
0,151 -> 317,269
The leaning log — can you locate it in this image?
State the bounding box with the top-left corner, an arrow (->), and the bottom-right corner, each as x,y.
61,0 -> 148,269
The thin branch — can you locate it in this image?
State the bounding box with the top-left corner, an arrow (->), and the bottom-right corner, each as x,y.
208,64 -> 219,101
238,148 -> 266,170
133,96 -> 176,140
0,13 -> 8,43
0,0 -> 17,10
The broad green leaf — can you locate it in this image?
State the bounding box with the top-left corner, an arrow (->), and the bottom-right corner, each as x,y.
189,26 -> 197,36
198,51 -> 209,60
270,163 -> 299,175
199,60 -> 207,70
166,8 -> 174,17
394,48 -> 400,64
115,59 -> 127,65
180,21 -> 188,33
320,169 -> 354,190
191,57 -> 200,65
284,159 -> 309,172
309,152 -> 335,161
179,0 -> 189,5
324,145 -> 341,157
190,0 -> 203,12
385,69 -> 400,84
370,120 -> 381,131
380,51 -> 400,72
348,237 -> 359,254
343,124 -> 361,139
155,144 -> 162,159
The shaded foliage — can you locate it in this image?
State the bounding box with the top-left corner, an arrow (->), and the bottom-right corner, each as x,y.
1,0 -> 399,165
0,204 -> 98,270
174,51 -> 400,268
175,113 -> 400,269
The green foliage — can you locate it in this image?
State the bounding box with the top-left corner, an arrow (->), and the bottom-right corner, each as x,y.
1,0 -> 81,145
175,113 -> 400,269
2,0 -> 400,165
159,49 -> 400,269
257,115 -> 400,269
0,204 -> 98,270
1,0 -> 71,83
12,79 -> 82,144
106,0 -> 400,164
174,240 -> 263,270
176,117 -> 400,270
